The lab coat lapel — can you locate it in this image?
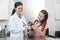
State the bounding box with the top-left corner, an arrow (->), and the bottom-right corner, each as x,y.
14,13 -> 23,27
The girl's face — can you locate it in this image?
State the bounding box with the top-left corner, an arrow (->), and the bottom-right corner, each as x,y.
37,12 -> 45,22
15,5 -> 23,15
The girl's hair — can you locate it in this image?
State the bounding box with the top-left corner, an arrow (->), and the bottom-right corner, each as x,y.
11,2 -> 23,15
40,10 -> 48,27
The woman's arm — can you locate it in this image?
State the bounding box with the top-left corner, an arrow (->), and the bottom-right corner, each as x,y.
32,25 -> 46,37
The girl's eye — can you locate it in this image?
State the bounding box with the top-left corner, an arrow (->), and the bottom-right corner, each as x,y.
18,8 -> 21,9
18,8 -> 23,9
40,16 -> 44,19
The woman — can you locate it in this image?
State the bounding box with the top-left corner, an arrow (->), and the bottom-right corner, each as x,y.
8,2 -> 27,38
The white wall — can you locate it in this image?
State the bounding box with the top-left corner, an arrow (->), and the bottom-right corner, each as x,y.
0,0 -> 14,26
0,0 -> 14,33
0,0 -> 9,20
45,0 -> 60,36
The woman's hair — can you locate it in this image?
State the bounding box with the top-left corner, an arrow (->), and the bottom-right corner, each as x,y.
40,10 -> 48,27
11,2 -> 23,16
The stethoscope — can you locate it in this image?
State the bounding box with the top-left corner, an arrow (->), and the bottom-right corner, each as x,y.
18,15 -> 26,37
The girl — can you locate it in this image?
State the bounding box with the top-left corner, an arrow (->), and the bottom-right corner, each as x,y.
32,10 -> 48,40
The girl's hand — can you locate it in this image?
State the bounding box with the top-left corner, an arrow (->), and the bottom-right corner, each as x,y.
32,25 -> 38,30
26,25 -> 31,30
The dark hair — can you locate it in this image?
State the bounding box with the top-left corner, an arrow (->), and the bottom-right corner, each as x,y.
40,10 -> 48,27
11,2 -> 23,15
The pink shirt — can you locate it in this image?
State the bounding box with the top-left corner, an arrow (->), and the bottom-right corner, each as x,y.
34,21 -> 47,36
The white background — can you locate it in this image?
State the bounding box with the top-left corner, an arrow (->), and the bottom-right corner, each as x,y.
0,0 -> 9,20
55,0 -> 60,20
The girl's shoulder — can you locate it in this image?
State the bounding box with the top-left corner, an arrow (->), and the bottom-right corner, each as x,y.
34,20 -> 41,27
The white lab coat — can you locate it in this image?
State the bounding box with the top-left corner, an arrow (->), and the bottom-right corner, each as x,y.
8,12 -> 27,38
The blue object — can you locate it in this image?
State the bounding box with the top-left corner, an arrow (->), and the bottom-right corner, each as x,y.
11,30 -> 20,34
